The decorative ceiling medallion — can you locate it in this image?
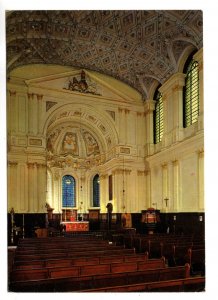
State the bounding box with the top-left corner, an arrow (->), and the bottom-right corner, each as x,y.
63,70 -> 101,96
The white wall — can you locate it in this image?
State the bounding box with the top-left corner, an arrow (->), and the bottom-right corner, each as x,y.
7,48 -> 204,214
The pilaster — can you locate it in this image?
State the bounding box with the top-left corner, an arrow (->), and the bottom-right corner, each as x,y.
144,100 -> 156,155
118,108 -> 125,144
9,90 -> 17,133
8,161 -> 18,210
162,162 -> 169,211
172,159 -> 180,211
197,149 -> 204,211
37,94 -> 44,135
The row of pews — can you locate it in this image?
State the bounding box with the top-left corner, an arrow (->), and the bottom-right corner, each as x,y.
9,233 -> 205,292
119,233 -> 205,275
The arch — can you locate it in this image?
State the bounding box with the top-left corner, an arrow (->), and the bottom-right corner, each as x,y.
44,103 -> 119,155
177,44 -> 197,73
147,80 -> 162,100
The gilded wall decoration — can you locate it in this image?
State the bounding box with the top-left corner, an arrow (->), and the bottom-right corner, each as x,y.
64,70 -> 101,96
62,132 -> 79,155
83,131 -> 100,156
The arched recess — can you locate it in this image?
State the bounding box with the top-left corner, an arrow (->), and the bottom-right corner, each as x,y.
44,102 -> 119,212
44,103 -> 119,154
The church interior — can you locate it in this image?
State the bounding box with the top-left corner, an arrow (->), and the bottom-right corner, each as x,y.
6,10 -> 205,292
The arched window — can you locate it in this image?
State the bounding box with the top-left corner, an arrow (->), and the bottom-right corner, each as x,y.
183,57 -> 199,128
62,175 -> 76,207
153,89 -> 164,144
93,174 -> 100,207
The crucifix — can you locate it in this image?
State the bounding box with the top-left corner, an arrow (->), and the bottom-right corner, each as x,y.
164,197 -> 169,207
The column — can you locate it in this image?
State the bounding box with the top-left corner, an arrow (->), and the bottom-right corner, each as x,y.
129,170 -> 137,212
17,163 -> 28,212
9,90 -> 17,133
28,93 -> 34,134
136,112 -> 145,157
145,170 -> 151,208
124,109 -> 130,143
18,94 -> 27,134
172,81 -> 185,142
32,94 -> 38,135
172,159 -> 180,211
27,163 -> 35,212
37,163 -> 47,212
198,150 -> 204,211
137,170 -> 146,211
47,170 -> 53,209
194,49 -> 204,131
53,171 -> 61,214
112,169 -> 122,212
37,94 -> 44,135
144,100 -> 156,156
8,161 -> 18,210
124,169 -> 131,212
118,108 -> 125,144
127,110 -> 135,145
162,162 -> 169,211
100,174 -> 107,213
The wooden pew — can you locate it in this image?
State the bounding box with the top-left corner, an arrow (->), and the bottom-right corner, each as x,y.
187,248 -> 205,275
14,248 -> 136,261
15,244 -> 123,255
78,277 -> 205,292
14,253 -> 149,270
10,257 -> 166,281
9,264 -> 190,292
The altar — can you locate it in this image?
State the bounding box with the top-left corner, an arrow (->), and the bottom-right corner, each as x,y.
60,221 -> 89,232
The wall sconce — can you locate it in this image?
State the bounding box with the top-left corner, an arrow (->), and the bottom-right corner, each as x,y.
173,215 -> 176,221
199,216 -> 203,222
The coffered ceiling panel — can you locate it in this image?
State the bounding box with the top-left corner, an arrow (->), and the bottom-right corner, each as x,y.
6,10 -> 203,98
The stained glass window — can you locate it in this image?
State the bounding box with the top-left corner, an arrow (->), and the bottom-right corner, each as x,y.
183,59 -> 199,128
153,90 -> 164,144
62,175 -> 76,207
93,174 -> 100,207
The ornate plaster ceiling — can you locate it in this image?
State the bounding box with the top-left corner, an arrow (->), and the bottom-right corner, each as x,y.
6,10 -> 203,98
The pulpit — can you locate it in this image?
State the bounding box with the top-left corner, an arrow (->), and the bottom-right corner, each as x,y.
141,208 -> 160,234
